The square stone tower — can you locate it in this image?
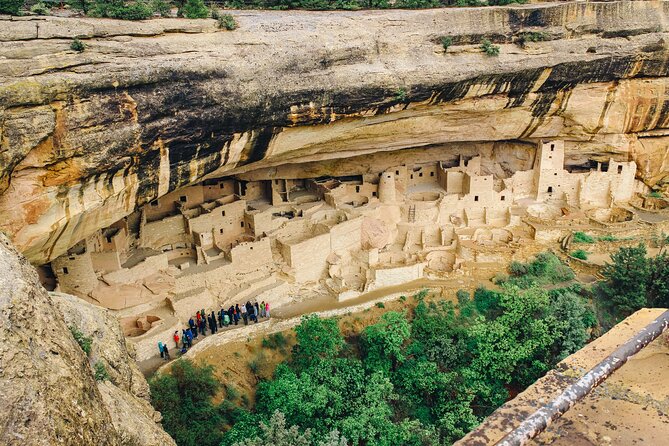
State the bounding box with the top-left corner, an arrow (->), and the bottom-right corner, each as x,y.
534,140 -> 565,200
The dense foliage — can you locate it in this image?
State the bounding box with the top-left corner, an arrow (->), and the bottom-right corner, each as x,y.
152,248 -> 669,446
597,244 -> 669,319
150,360 -> 225,446
149,252 -> 595,446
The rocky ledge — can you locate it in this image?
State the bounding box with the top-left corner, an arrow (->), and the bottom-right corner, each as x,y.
0,233 -> 175,446
2,2 -> 669,263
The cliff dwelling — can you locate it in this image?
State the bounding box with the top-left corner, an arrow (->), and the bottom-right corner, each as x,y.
4,3 -> 669,445
38,139 -> 665,361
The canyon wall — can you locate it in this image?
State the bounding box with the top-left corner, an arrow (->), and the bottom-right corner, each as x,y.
2,1 -> 669,263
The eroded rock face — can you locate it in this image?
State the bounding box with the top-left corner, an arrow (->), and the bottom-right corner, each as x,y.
0,234 -> 175,446
2,2 -> 669,263
0,234 -> 120,445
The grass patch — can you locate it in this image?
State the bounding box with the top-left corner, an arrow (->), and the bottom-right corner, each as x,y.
573,231 -> 594,244
94,361 -> 109,381
69,326 -> 92,355
375,302 -> 385,309
394,87 -> 407,102
480,39 -> 500,56
70,38 -> 85,52
597,234 -> 618,242
571,249 -> 589,261
217,13 -> 237,30
261,332 -> 288,351
440,36 -> 453,51
649,191 -> 662,198
506,251 -> 575,288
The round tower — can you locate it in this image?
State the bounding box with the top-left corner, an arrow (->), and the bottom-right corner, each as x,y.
378,172 -> 397,204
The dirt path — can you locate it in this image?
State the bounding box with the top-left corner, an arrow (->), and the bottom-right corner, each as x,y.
144,275 -> 488,377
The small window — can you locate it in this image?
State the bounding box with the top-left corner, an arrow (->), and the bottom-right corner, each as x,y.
220,228 -> 224,234
372,192 -> 377,197
220,183 -> 225,189
68,257 -> 75,261
430,172 -> 434,177
250,246 -> 253,250
550,144 -> 555,151
474,196 -> 479,202
548,156 -> 552,159
241,221 -> 245,228
62,267 -> 69,275
547,186 -> 553,193
356,186 -> 360,193
395,170 -> 399,175
554,173 -> 558,176
419,172 -> 423,177
501,196 -> 505,201
222,210 -> 226,217
106,236 -> 112,243
410,175 -> 414,179
150,200 -> 159,207
275,180 -> 279,184
180,196 -> 187,203
617,165 -> 623,174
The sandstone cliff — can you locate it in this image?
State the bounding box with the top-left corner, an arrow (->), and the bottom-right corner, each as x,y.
2,1 -> 669,263
0,234 -> 175,446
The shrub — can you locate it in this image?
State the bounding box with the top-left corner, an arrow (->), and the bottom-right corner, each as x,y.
598,234 -> 618,242
261,332 -> 288,350
508,260 -> 528,276
573,231 -> 594,244
399,295 -> 406,302
30,2 -> 50,14
182,0 -> 208,18
150,360 -> 223,446
456,289 -> 470,305
571,249 -> 588,261
649,191 -> 662,198
394,87 -> 407,102
69,325 -> 92,355
0,0 -> 23,15
481,39 -> 500,57
440,36 -> 453,51
249,353 -> 265,377
225,383 -> 239,401
218,13 -> 237,30
151,0 -> 171,16
597,244 -> 649,317
91,0 -> 154,20
375,302 -> 385,309
518,31 -> 548,46
94,361 -> 110,381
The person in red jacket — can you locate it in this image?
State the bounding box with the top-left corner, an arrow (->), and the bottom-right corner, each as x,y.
173,331 -> 180,348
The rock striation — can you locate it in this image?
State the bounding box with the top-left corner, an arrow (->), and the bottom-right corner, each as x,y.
2,2 -> 669,263
0,233 -> 175,446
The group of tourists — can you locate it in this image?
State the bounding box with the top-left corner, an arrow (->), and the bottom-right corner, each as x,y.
158,300 -> 271,360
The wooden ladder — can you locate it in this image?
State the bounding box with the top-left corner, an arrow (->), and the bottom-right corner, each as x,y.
408,205 -> 416,223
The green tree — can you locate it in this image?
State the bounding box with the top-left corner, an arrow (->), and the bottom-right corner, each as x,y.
150,360 -> 224,446
182,0 -> 208,18
361,311 -> 410,373
68,0 -> 93,14
546,290 -> 590,360
292,315 -> 343,368
598,244 -> 649,317
0,0 -> 23,14
233,411 -> 348,446
648,252 -> 669,308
